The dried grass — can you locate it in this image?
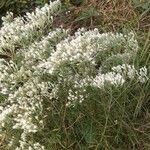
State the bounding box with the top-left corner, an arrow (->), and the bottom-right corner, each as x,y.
54,0 -> 140,33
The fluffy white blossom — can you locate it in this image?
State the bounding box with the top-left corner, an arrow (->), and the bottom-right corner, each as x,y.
0,0 -> 61,55
112,64 -> 148,83
92,72 -> 125,88
0,0 -> 149,149
38,28 -> 138,74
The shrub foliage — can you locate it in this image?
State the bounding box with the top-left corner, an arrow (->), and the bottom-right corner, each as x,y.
0,0 -> 149,149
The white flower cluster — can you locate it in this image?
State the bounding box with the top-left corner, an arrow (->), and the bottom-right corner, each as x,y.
92,71 -> 125,88
92,64 -> 148,89
0,0 -> 149,149
22,28 -> 68,67
112,64 -> 148,83
66,88 -> 86,107
0,0 -> 61,54
38,28 -> 138,74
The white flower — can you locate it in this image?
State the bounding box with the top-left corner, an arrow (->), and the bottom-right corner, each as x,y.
92,71 -> 125,88
0,0 -> 148,149
138,66 -> 148,83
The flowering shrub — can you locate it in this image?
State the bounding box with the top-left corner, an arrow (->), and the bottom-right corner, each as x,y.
0,0 -> 149,149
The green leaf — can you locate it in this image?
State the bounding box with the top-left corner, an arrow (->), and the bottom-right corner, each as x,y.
74,7 -> 99,22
